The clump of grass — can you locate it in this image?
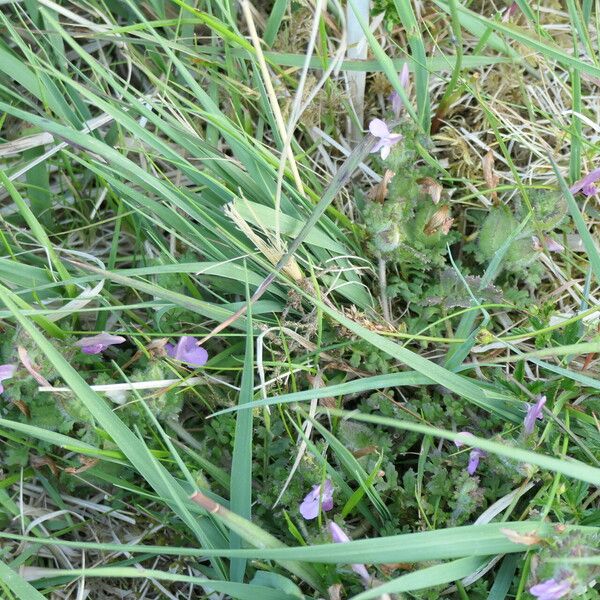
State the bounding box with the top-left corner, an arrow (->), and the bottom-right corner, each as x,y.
0,1 -> 599,599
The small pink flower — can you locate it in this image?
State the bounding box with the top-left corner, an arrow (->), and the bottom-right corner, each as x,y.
75,333 -> 126,355
0,364 -> 17,394
299,479 -> 334,520
369,119 -> 402,160
529,577 -> 572,600
328,522 -> 370,583
389,63 -> 410,117
570,167 -> 600,197
524,395 -> 546,435
165,336 -> 208,367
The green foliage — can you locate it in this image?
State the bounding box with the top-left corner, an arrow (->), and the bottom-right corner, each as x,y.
363,122 -> 456,277
0,0 -> 598,598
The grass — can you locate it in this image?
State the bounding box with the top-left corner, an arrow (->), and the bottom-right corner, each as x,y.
0,1 -> 599,599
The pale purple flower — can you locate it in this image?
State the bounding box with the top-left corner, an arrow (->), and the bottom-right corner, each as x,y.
328,522 -> 370,583
524,395 -> 546,435
454,431 -> 486,475
0,364 -> 17,394
369,119 -> 402,160
75,333 -> 126,355
467,449 -> 486,475
299,479 -> 334,520
389,63 -> 410,117
529,577 -> 572,600
165,336 -> 208,367
570,167 -> 600,196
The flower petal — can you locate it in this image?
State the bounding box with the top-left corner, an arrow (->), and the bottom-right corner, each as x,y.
81,344 -> 105,355
299,480 -> 334,520
454,431 -> 474,448
0,364 -> 17,380
529,577 -> 572,600
170,336 -> 209,366
0,363 -> 17,394
321,496 -> 334,512
582,182 -> 597,196
380,145 -> 391,160
369,118 -> 390,138
389,91 -> 402,117
299,496 -> 319,520
75,333 -> 126,353
467,448 -> 485,475
370,139 -> 385,154
524,395 -> 546,434
570,167 -> 600,196
544,237 -> 564,252
400,63 -> 410,90
328,521 -> 350,543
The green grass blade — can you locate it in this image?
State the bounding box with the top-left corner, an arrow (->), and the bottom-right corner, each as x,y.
211,371 -> 431,416
264,0 -> 288,47
40,567 -> 299,600
0,559 -> 47,600
296,287 -> 517,417
0,171 -> 73,296
0,521 -> 583,564
391,0 -> 431,129
308,417 -> 391,520
190,491 -> 324,590
229,281 -> 255,581
352,556 -> 485,599
488,554 -> 519,600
